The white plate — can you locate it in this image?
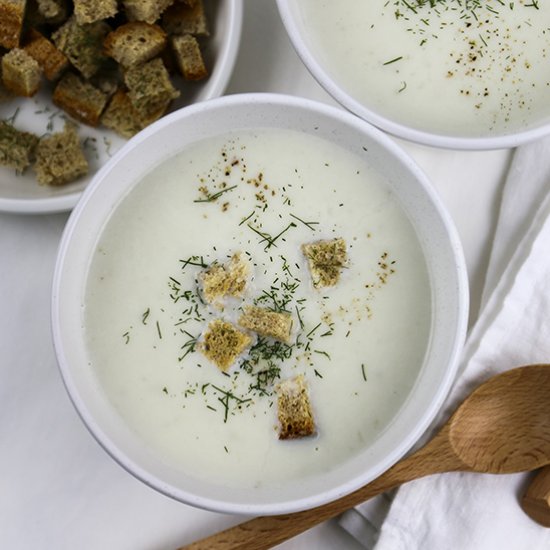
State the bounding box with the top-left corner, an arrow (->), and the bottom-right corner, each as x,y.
0,0 -> 243,214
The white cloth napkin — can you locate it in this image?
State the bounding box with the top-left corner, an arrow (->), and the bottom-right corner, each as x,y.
339,136 -> 550,550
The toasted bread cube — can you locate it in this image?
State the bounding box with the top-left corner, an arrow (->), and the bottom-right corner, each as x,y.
171,34 -> 207,80
276,375 -> 316,440
101,89 -> 144,138
199,253 -> 250,305
53,72 -> 108,127
162,0 -> 209,37
122,0 -> 175,24
104,22 -> 167,67
238,306 -> 293,344
0,120 -> 38,172
36,0 -> 68,24
0,0 -> 25,48
74,0 -> 117,24
24,29 -> 69,81
124,57 -> 179,123
34,123 -> 88,186
302,238 -> 347,288
2,48 -> 42,97
199,319 -> 252,372
52,16 -> 110,79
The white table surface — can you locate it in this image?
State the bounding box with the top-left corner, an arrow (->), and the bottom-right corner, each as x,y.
0,2 -> 513,549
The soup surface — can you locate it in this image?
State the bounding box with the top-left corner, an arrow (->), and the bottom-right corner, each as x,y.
297,1 -> 550,137
84,128 -> 431,488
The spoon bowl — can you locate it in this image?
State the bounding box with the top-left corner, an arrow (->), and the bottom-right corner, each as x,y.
450,365 -> 550,473
183,364 -> 550,549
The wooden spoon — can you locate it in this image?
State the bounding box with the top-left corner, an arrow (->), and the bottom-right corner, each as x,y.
522,466 -> 550,527
181,364 -> 550,550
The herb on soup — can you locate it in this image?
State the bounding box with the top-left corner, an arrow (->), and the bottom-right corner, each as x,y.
211,385 -> 253,423
247,220 -> 297,250
142,308 -> 150,325
289,213 -> 319,231
194,184 -> 238,203
383,56 -> 403,65
179,255 -> 208,270
178,332 -> 198,362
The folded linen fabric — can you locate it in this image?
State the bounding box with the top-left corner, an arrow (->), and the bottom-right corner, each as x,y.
339,136 -> 550,550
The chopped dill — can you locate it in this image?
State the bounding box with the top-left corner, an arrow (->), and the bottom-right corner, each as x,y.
194,185 -> 237,203
142,308 -> 150,325
289,213 -> 319,231
383,56 -> 403,65
314,350 -> 331,360
179,255 -> 208,270
211,385 -> 252,423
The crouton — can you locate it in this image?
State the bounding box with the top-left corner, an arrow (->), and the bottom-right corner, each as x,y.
0,0 -> 26,49
2,48 -> 42,97
74,0 -> 117,24
238,306 -> 293,344
162,0 -> 209,37
34,123 -> 88,185
53,72 -> 108,126
171,34 -> 207,80
0,120 -> 38,172
199,252 -> 250,306
36,0 -> 68,24
122,0 -> 175,24
24,29 -> 69,81
276,375 -> 316,440
124,57 -> 179,122
198,319 -> 252,372
101,89 -> 144,138
52,16 -> 111,79
104,22 -> 167,67
302,238 -> 347,288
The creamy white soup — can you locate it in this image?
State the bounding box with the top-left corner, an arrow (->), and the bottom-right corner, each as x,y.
84,128 -> 431,488
297,1 -> 550,137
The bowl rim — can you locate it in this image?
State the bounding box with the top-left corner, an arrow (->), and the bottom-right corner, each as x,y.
276,0 -> 550,151
52,92 -> 469,515
0,0 -> 244,215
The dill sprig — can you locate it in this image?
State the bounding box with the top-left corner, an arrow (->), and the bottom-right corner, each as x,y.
211,385 -> 252,423
179,255 -> 208,270
247,221 -> 297,250
290,213 -> 319,231
194,185 -> 237,203
178,331 -> 198,362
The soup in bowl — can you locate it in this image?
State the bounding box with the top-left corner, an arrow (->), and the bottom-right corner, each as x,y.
277,0 -> 550,149
52,94 -> 468,514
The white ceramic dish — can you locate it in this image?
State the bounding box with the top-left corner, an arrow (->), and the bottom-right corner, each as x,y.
277,0 -> 550,150
0,0 -> 243,215
52,93 -> 468,515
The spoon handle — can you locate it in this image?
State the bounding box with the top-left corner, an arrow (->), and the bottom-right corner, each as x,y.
522,466 -> 550,527
180,426 -> 465,550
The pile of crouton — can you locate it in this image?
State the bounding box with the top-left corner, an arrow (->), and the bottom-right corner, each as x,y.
0,0 -> 210,185
196,240 -> 348,440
